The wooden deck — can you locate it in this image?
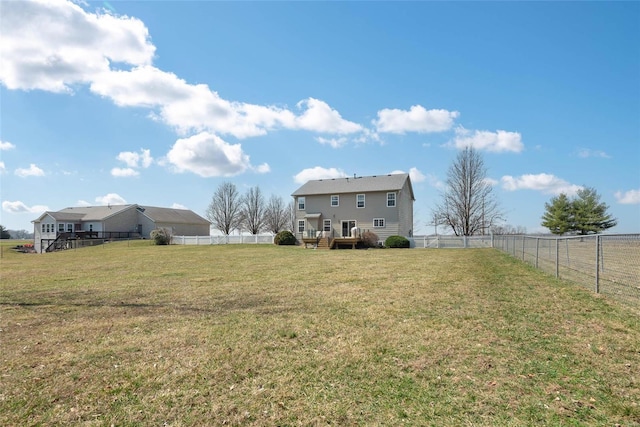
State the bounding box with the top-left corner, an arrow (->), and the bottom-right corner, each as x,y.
302,236 -> 361,249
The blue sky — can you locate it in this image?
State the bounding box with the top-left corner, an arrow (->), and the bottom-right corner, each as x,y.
1,0 -> 639,234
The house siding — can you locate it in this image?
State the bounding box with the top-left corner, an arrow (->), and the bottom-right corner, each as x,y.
293,174 -> 414,244
32,204 -> 211,252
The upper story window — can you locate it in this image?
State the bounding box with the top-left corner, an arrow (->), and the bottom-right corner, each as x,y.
42,224 -> 45,233
298,197 -> 305,210
331,195 -> 339,207
387,192 -> 396,207
356,194 -> 365,208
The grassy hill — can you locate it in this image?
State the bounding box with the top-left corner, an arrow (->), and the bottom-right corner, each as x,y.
1,242 -> 639,426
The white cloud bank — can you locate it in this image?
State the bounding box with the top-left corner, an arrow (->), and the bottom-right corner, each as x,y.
451,127 -> 524,153
2,200 -> 49,214
112,148 -> 152,177
615,189 -> 640,205
1,140 -> 16,150
95,193 -> 127,205
374,105 -> 459,134
166,132 -> 252,177
390,167 -> 426,184
501,173 -> 582,195
15,164 -> 45,177
294,167 -> 348,184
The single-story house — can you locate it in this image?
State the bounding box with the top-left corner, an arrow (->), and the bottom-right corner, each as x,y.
291,173 -> 414,248
32,204 -> 210,253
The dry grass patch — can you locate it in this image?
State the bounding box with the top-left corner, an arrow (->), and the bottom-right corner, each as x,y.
1,242 -> 639,426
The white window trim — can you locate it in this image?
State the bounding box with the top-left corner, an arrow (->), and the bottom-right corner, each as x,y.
323,219 -> 332,231
297,219 -> 305,233
297,197 -> 306,210
373,218 -> 385,228
356,194 -> 365,208
387,192 -> 396,207
331,195 -> 339,207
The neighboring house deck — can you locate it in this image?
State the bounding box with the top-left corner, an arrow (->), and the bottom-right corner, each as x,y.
292,173 -> 415,249
32,204 -> 210,253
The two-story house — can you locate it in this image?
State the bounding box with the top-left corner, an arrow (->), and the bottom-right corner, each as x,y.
291,173 -> 414,248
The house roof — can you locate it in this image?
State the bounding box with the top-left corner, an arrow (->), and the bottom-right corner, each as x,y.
33,204 -> 210,225
292,173 -> 415,200
138,206 -> 210,225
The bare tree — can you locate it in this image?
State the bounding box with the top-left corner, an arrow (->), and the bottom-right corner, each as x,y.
286,199 -> 296,232
206,182 -> 242,235
264,195 -> 289,234
433,146 -> 502,236
240,186 -> 266,234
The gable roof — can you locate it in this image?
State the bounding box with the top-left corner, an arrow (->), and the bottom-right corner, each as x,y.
33,204 -> 210,225
138,206 -> 210,225
292,173 -> 415,200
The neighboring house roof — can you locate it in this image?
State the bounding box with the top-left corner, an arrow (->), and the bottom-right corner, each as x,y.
138,206 -> 210,225
292,173 -> 415,200
32,204 -> 210,225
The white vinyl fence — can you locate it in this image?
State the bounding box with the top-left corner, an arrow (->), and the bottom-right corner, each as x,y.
171,234 -> 275,245
410,235 -> 493,248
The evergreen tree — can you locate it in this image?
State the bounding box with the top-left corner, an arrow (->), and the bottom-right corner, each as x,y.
541,194 -> 573,235
0,225 -> 10,239
541,187 -> 616,235
572,187 -> 617,235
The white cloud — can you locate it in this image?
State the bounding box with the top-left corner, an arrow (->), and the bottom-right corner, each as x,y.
451,127 -> 524,153
294,98 -> 363,134
501,173 -> 582,195
390,167 -> 426,184
0,161 -> 5,173
111,167 -> 139,177
374,105 -> 459,134
166,132 -> 251,177
15,164 -> 45,177
294,167 -> 347,184
316,136 -> 348,148
0,140 -> 16,150
116,148 -> 152,168
615,189 -> 640,205
77,200 -> 92,207
576,148 -> 611,159
0,0 -> 155,93
484,177 -> 499,186
95,193 -> 127,205
171,203 -> 188,210
2,200 -> 49,214
253,163 -> 271,174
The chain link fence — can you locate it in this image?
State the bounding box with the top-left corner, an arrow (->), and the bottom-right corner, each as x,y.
493,234 -> 640,309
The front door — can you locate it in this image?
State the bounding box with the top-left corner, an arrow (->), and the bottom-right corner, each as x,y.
341,220 -> 356,237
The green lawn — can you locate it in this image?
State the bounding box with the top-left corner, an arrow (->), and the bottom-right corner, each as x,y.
1,242 -> 639,426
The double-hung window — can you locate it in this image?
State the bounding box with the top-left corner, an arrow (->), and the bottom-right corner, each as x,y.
298,220 -> 305,233
387,192 -> 396,207
323,219 -> 332,232
297,197 -> 305,210
331,195 -> 339,207
373,218 -> 385,228
356,194 -> 365,208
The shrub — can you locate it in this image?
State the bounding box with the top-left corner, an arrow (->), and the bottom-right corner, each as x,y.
150,228 -> 172,245
384,235 -> 410,248
274,230 -> 296,246
361,230 -> 380,248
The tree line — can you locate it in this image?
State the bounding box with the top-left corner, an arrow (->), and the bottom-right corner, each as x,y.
206,182 -> 296,235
